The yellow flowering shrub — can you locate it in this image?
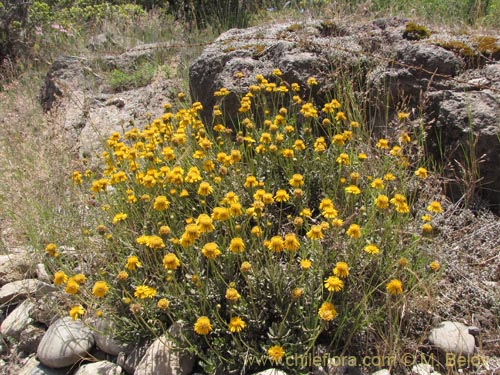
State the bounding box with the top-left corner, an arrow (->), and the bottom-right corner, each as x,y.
47,74 -> 445,373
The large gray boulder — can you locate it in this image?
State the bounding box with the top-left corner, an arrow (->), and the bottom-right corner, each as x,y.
189,18 -> 500,210
37,317 -> 95,368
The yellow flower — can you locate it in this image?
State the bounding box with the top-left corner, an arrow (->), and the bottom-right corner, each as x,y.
225,286 -> 241,303
370,178 -> 384,189
345,185 -> 361,195
196,214 -> 215,233
421,214 -> 432,222
324,276 -> 344,292
229,237 -> 245,254
375,195 -> 389,209
112,213 -> 127,224
45,243 -> 59,257
157,298 -> 170,310
283,233 -> 300,251
335,111 -> 347,121
69,305 -> 85,320
228,317 -> 246,333
300,259 -> 312,269
117,271 -> 129,281
333,262 -> 349,278
268,345 -> 285,362
251,226 -> 262,237
318,302 -> 337,321
398,257 -> 409,268
306,225 -> 324,240
65,279 -> 79,295
145,235 -> 165,249
336,153 -> 350,165
274,189 -> 290,202
54,271 -> 68,285
134,285 -> 157,299
376,138 -> 390,149
314,137 -> 327,152
244,175 -> 259,188
289,174 -> 304,187
364,244 -> 380,255
153,196 -> 170,211
240,261 -> 252,273
159,225 -> 171,236
194,316 -> 212,335
307,77 -> 318,86
212,207 -> 231,221
422,223 -> 433,233
125,255 -> 142,271
92,281 -> 110,298
202,242 -> 221,259
72,273 -> 86,285
390,194 -> 410,213
346,224 -> 361,239
267,236 -> 284,252
72,171 -> 83,184
163,253 -> 181,270
197,181 -> 213,196
415,167 -> 428,179
397,111 -> 409,121
383,172 -> 396,181
386,279 -> 403,295
292,287 -> 303,299
429,261 -> 440,271
427,201 -> 443,213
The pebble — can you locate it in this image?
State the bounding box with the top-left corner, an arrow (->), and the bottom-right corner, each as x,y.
73,360 -> 123,375
428,321 -> 475,355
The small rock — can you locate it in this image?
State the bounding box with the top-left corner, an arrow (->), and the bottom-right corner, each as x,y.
134,334 -> 195,375
0,279 -> 56,305
252,370 -> 289,375
19,325 -> 46,354
35,263 -> 51,283
411,363 -> 433,375
468,326 -> 481,336
74,360 -> 123,375
37,317 -> 95,368
428,321 -> 475,355
372,370 -> 391,375
93,318 -> 132,356
0,299 -> 35,339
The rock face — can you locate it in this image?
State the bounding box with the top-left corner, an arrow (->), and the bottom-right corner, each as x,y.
189,18 -> 500,210
39,43 -> 182,161
428,321 -> 475,355
37,317 -> 95,368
